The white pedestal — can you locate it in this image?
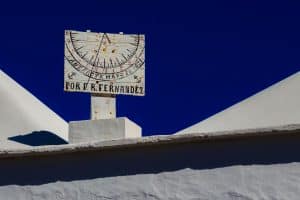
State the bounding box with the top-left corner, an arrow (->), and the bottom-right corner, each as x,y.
91,94 -> 116,120
69,117 -> 142,143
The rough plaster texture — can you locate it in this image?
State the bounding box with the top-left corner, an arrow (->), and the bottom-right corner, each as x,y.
69,117 -> 141,143
177,71 -> 300,135
0,70 -> 68,149
0,125 -> 300,199
1,164 -> 300,200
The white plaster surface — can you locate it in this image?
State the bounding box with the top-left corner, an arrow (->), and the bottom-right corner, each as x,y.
0,69 -> 68,149
69,117 -> 141,143
0,163 -> 300,200
177,71 -> 300,135
0,125 -> 299,199
91,94 -> 116,120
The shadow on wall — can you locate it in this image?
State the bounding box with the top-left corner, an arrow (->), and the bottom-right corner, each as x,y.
0,133 -> 300,186
8,131 -> 67,146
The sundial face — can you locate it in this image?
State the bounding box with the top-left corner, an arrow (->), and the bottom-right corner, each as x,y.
64,30 -> 145,96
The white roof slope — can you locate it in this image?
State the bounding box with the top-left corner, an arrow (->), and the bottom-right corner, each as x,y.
177,71 -> 300,135
0,69 -> 68,149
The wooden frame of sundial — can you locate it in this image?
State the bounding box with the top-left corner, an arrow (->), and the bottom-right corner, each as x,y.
64,30 -> 145,119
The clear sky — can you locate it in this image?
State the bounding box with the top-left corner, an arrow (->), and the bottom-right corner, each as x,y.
0,1 -> 299,136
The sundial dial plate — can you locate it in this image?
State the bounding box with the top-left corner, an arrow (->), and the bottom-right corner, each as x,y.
64,30 -> 145,96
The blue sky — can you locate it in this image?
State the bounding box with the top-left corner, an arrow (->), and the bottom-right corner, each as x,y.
0,1 -> 299,136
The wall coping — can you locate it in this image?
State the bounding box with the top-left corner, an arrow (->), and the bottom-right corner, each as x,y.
0,124 -> 300,159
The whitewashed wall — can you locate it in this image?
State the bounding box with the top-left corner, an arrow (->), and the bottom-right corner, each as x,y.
1,132 -> 300,200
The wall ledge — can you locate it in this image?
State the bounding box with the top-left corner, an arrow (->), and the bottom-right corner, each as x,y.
0,124 -> 300,159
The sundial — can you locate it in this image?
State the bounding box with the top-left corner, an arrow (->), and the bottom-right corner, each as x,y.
64,30 -> 145,120
64,30 -> 145,96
